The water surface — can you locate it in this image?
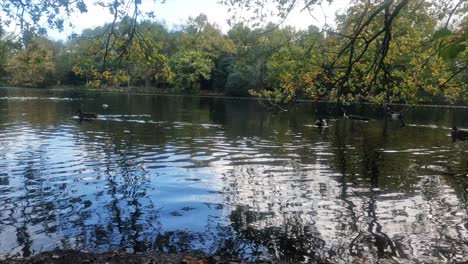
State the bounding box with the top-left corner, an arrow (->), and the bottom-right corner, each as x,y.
0,88 -> 466,263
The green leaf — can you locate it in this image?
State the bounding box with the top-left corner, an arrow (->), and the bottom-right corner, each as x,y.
433,28 -> 452,40
440,44 -> 466,61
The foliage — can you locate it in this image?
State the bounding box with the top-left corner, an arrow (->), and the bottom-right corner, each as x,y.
1,0 -> 87,34
172,14 -> 236,92
128,21 -> 174,87
6,37 -> 55,87
170,50 -> 214,92
223,0 -> 467,105
225,69 -> 255,97
211,55 -> 236,93
70,18 -> 173,89
0,34 -> 17,84
0,1 -> 466,104
180,14 -> 236,59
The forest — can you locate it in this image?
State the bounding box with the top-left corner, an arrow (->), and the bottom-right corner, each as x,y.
0,0 -> 466,105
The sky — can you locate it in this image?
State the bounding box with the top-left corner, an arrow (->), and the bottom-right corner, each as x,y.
46,0 -> 349,40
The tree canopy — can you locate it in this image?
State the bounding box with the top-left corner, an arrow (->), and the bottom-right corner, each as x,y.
0,0 -> 160,34
0,0 -> 466,105
222,0 -> 467,105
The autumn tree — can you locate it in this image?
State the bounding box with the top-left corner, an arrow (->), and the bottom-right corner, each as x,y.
222,0 -> 467,105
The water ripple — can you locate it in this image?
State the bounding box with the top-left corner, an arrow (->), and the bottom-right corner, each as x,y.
0,92 -> 466,263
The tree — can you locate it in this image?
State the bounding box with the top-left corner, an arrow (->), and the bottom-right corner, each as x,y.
1,0 -> 166,69
127,21 -> 173,88
179,14 -> 236,59
171,14 -> 236,92
71,19 -> 173,88
225,69 -> 255,97
326,0 -> 467,104
170,50 -> 214,92
222,0 -> 467,105
256,26 -> 327,105
1,0 -> 87,34
0,34 -> 18,84
6,37 -> 55,87
227,23 -> 308,97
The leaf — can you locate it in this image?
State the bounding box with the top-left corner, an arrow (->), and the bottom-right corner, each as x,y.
439,44 -> 466,61
433,28 -> 452,40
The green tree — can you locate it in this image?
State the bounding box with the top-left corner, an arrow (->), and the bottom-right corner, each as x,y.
170,50 -> 214,92
225,69 -> 255,96
227,23 -> 300,96
178,14 -> 236,59
127,21 -> 173,88
6,37 -> 55,87
0,34 -> 18,84
173,14 -> 236,92
71,19 -> 173,88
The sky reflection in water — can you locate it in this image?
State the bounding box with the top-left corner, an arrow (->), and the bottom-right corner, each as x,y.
0,88 -> 466,263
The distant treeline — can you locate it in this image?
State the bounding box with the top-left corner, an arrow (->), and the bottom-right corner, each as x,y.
0,7 -> 466,104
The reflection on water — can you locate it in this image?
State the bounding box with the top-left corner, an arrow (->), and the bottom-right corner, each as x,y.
0,88 -> 466,263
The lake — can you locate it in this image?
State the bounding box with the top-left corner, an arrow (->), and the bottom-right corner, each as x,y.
0,87 -> 466,263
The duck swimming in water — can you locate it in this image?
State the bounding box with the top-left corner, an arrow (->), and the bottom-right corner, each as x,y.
451,126 -> 468,140
342,107 -> 371,121
76,110 -> 97,121
388,111 -> 402,120
384,103 -> 408,126
387,110 -> 406,126
344,113 -> 371,121
314,118 -> 327,128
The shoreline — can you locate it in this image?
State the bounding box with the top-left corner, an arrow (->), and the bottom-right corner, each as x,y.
1,86 -> 467,109
1,250 -> 280,264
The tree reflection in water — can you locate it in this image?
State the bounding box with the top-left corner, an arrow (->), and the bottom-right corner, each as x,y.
0,88 -> 466,263
219,109 -> 467,263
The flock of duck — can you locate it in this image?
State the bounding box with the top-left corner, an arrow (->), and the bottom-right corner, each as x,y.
313,107 -> 468,141
76,104 -> 468,141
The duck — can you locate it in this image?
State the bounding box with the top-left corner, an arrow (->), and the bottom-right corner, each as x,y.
386,110 -> 406,126
76,109 -> 97,121
388,111 -> 402,120
451,126 -> 468,140
345,113 -> 371,121
102,104 -> 109,109
342,107 -> 371,121
314,118 -> 327,128
384,104 -> 408,125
